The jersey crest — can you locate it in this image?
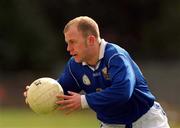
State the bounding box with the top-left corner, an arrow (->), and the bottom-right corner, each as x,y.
82,74 -> 91,86
102,67 -> 110,80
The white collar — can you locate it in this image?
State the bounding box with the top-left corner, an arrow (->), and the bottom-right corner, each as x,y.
82,39 -> 107,71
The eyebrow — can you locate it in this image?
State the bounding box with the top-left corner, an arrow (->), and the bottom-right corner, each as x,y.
66,39 -> 75,44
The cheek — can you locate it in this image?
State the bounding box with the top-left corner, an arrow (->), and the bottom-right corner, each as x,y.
76,44 -> 86,52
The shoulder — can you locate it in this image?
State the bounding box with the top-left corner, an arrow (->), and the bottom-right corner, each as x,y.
104,42 -> 129,64
105,42 -> 127,55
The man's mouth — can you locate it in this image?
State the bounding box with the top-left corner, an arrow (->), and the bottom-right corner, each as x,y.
71,53 -> 77,57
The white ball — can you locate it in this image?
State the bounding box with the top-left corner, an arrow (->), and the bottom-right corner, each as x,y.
26,77 -> 63,114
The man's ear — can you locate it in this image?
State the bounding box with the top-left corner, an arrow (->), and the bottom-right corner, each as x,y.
87,35 -> 96,46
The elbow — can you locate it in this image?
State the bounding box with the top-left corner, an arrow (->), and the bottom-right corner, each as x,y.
116,91 -> 131,104
123,92 -> 132,103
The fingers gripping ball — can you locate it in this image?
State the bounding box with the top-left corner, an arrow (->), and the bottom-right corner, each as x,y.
26,77 -> 63,114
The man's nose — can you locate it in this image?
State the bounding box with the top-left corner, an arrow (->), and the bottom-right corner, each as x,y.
67,44 -> 73,52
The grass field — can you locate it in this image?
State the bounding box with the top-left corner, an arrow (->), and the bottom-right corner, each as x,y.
0,107 -> 99,128
0,107 -> 179,128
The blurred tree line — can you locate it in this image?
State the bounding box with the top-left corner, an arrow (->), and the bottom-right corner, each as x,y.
0,0 -> 180,73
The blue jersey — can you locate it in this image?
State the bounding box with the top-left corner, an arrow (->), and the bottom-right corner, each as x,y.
57,40 -> 155,124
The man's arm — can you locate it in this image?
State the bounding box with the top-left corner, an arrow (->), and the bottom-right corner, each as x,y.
85,55 -> 136,112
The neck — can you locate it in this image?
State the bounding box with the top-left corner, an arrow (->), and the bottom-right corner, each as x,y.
86,43 -> 100,67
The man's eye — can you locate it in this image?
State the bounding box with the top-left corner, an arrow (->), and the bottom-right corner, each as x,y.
69,41 -> 75,44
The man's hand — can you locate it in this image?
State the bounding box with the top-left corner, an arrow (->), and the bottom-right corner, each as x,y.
56,91 -> 81,114
23,86 -> 30,104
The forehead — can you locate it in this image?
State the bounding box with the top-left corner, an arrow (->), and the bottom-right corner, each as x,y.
64,25 -> 82,42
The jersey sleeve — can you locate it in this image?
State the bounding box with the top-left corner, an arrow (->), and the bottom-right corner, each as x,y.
85,54 -> 136,112
57,60 -> 82,95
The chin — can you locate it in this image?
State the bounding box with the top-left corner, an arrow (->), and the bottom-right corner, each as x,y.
74,57 -> 82,63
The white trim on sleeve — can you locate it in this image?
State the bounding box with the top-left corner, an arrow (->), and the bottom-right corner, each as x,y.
81,95 -> 89,109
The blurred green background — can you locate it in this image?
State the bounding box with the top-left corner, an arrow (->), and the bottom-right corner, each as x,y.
0,0 -> 180,127
0,108 -> 99,128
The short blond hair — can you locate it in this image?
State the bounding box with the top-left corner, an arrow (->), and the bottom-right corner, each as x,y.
64,16 -> 100,39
